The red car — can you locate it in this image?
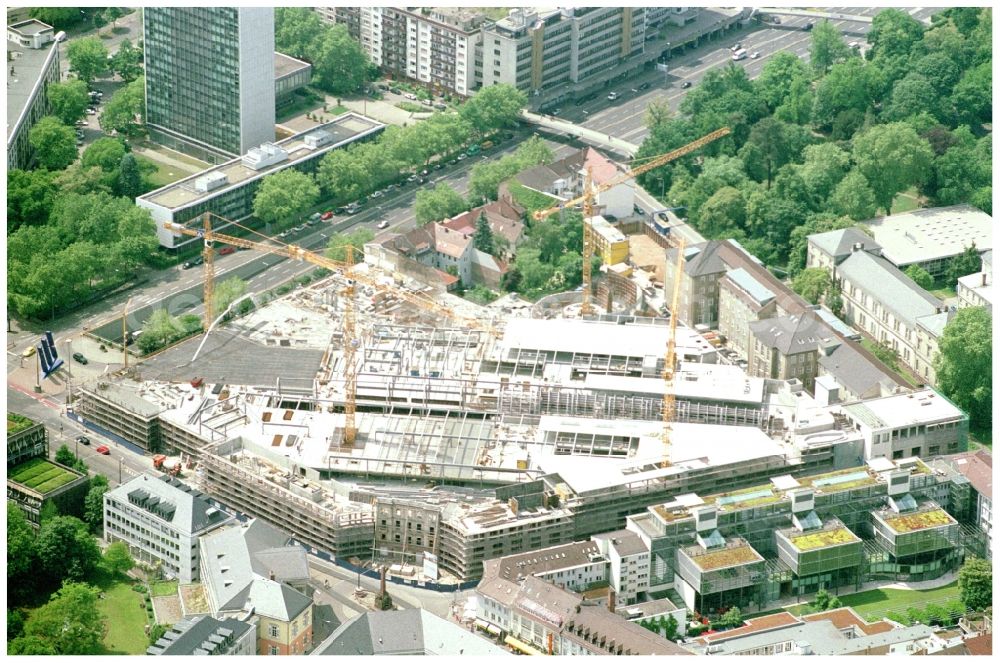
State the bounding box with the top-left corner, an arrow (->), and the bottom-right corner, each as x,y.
218,246 -> 236,256
321,211 -> 334,220
96,445 -> 110,455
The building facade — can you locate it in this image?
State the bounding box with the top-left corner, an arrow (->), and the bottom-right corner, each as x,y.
136,115 -> 384,248
104,474 -> 233,583
841,389 -> 968,461
956,250 -> 993,311
144,7 -> 276,162
148,615 -> 256,656
6,19 -> 61,170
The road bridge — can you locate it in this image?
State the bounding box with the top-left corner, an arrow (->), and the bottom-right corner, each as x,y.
756,7 -> 931,26
521,110 -> 640,158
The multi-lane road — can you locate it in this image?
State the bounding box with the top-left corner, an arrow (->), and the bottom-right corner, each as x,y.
562,7 -> 940,145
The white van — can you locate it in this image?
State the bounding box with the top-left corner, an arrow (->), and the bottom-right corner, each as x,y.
732,48 -> 748,61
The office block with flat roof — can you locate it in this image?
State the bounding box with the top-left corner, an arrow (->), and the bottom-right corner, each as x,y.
144,7 -> 275,162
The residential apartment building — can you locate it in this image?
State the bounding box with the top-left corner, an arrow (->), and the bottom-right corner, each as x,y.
104,474 -> 234,583
480,8 -> 646,97
144,7 -> 275,162
863,205 -> 993,279
147,615 -> 256,656
200,519 -> 314,655
833,247 -> 949,384
956,250 -> 993,311
514,146 -> 634,220
7,19 -> 61,170
591,529 -> 651,605
317,7 -> 483,96
717,267 -> 778,359
136,115 -> 384,248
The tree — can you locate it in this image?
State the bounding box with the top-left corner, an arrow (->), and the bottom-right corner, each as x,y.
311,24 -> 372,95
110,38 -> 143,82
460,83 -> 528,138
99,76 -> 146,135
774,76 -> 815,125
663,615 -> 680,641
102,540 -> 135,577
904,265 -> 934,290
29,7 -> 88,28
882,74 -> 947,124
212,277 -> 248,319
799,143 -> 851,203
55,444 -> 78,467
928,128 -> 990,208
946,243 -> 983,287
7,168 -> 57,231
29,116 -> 78,170
83,475 -> 109,532
830,170 -> 878,221
103,7 -> 125,28
252,169 -> 320,229
827,279 -> 844,318
48,79 -> 90,125
935,306 -> 991,432
138,309 -> 186,354
414,183 -> 468,225
852,123 -> 933,214
811,588 -> 842,612
52,162 -> 114,196
739,117 -> 807,188
316,148 -> 367,201
792,268 -> 831,305
868,8 -> 925,61
149,624 -> 168,646
23,582 -> 105,655
755,52 -> 811,111
468,136 -> 552,201
870,338 -> 901,371
958,557 -> 992,612
697,186 -> 746,239
811,20 -> 852,75
37,516 -> 101,585
473,213 -> 496,254
66,36 -> 109,84
82,137 -> 127,172
950,62 -> 991,128
117,153 -> 145,199
275,7 -> 326,58
8,635 -> 57,655
7,502 -> 38,603
719,607 -> 744,629
811,58 -> 878,130
326,228 -> 374,263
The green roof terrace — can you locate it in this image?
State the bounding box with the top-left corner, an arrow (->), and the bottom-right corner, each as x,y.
786,526 -> 861,552
7,412 -> 36,435
684,540 -> 763,572
798,467 -> 880,493
703,484 -> 784,510
879,507 -> 957,534
9,458 -> 85,494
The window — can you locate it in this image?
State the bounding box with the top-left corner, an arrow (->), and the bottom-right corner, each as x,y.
269,645 -> 278,655
268,624 -> 279,638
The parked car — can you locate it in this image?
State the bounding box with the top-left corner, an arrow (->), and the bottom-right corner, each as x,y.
306,218 -> 318,226
630,87 -> 639,94
293,225 -> 305,233
96,445 -> 110,455
731,42 -> 741,51
550,108 -> 561,116
417,176 -> 428,184
433,102 -> 447,111
681,81 -> 692,89
371,190 -> 384,198
639,82 -> 650,91
218,246 -> 236,255
322,211 -> 336,220
77,435 -> 90,446
404,92 -> 418,100
481,140 -> 494,150
607,92 -> 619,101
389,87 -> 401,94
72,352 -> 88,364
750,51 -> 760,59
446,158 -> 457,166
345,203 -> 361,214
466,144 -> 481,156
310,212 -> 322,221
456,153 -> 467,161
22,346 -> 36,358
86,108 -> 96,115
407,173 -> 418,183
419,168 -> 430,176
377,220 -> 390,229
803,21 -> 814,31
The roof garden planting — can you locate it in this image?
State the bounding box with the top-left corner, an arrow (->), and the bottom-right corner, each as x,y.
687,543 -> 762,571
883,508 -> 956,534
789,527 -> 861,552
7,413 -> 35,435
800,467 -> 879,492
706,484 -> 783,510
9,458 -> 82,494
652,505 -> 692,523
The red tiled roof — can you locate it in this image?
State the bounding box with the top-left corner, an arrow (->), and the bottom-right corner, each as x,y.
698,611 -> 802,643
801,607 -> 893,636
964,634 -> 992,656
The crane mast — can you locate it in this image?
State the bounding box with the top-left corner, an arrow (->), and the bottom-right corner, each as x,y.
662,237 -> 686,468
532,127 -> 730,316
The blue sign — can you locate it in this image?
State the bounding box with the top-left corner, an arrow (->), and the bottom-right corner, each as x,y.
38,331 -> 63,379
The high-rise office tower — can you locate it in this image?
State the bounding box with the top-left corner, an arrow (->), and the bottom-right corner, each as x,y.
144,7 -> 275,163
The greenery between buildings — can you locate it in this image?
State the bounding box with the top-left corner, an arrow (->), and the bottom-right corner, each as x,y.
7,412 -> 35,434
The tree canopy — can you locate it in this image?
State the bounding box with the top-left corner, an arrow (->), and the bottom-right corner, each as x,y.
21,582 -> 106,655
48,80 -> 90,125
99,76 -> 146,136
252,169 -> 320,229
66,36 -> 109,84
29,116 -> 78,170
934,306 -> 991,434
414,183 -> 469,225
958,557 -> 992,612
459,84 -> 528,137
326,228 -> 374,263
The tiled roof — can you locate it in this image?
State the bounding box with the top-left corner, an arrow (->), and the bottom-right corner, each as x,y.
944,450 -> 992,499
801,607 -> 893,635
515,147 -> 622,193
749,311 -> 832,355
698,611 -> 801,643
808,227 -> 880,259
432,224 -> 472,259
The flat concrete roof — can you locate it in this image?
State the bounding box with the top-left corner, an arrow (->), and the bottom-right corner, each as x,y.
6,34 -> 58,142
500,317 -> 716,359
842,388 -> 965,431
139,113 -> 383,211
864,205 -> 993,267
582,364 -> 765,405
274,51 -> 310,79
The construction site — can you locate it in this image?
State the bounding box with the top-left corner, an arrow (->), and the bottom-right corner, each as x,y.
71,130 -> 978,589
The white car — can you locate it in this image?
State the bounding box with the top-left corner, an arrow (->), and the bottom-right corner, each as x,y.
607,92 -> 619,101
377,220 -> 390,229
750,51 -> 760,59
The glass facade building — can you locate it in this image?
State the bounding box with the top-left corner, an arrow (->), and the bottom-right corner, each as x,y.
144,7 -> 275,163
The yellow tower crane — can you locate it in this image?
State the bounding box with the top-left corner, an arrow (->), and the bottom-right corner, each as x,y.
532,127 -> 730,316
164,214 -> 493,446
661,237 -> 686,468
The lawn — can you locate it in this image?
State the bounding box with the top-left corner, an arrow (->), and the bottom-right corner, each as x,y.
99,580 -> 151,655
150,580 -> 179,598
135,155 -> 187,189
9,458 -> 80,493
785,582 -> 962,620
890,188 -> 921,214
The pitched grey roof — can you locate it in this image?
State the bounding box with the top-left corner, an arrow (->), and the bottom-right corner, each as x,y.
665,240 -> 729,277
312,609 -> 508,656
107,474 -> 232,536
838,250 -> 942,328
808,227 -> 880,259
564,605 -> 692,655
147,615 -> 253,656
749,311 -> 831,355
247,578 -> 311,621
915,309 -> 954,338
818,340 -> 906,397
